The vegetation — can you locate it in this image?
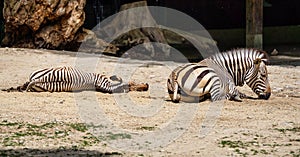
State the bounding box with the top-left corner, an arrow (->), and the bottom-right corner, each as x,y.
0,120 -> 129,149
218,127 -> 300,157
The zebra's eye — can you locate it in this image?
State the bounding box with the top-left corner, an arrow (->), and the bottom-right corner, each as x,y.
259,71 -> 266,78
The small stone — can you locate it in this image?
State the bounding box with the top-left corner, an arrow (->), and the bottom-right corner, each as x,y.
149,75 -> 155,79
271,49 -> 279,56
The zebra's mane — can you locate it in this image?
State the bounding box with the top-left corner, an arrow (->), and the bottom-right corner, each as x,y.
206,48 -> 270,87
221,48 -> 270,64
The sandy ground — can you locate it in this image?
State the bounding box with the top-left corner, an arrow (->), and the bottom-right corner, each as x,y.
0,48 -> 299,156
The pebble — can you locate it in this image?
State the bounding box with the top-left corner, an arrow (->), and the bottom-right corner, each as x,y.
149,75 -> 155,79
271,49 -> 279,56
59,100 -> 65,104
272,87 -> 283,92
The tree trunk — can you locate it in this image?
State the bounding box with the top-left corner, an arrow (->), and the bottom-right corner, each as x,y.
94,1 -> 171,60
246,0 -> 263,49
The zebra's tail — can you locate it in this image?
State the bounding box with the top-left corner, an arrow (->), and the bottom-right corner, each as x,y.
1,82 -> 29,92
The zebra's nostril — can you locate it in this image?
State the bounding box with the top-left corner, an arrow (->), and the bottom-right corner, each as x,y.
259,92 -> 271,100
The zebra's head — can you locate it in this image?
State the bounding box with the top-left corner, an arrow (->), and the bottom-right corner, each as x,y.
246,57 -> 271,100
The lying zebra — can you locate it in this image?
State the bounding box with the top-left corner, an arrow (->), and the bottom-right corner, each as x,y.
3,66 -> 148,93
167,48 -> 271,102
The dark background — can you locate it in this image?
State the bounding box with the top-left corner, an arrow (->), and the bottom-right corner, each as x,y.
1,0 -> 299,52
83,0 -> 300,29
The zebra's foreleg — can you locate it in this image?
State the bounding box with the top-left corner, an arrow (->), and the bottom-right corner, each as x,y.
227,94 -> 242,102
226,82 -> 244,102
227,88 -> 257,101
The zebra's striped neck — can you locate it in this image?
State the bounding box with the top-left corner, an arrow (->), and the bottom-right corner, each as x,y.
210,48 -> 268,86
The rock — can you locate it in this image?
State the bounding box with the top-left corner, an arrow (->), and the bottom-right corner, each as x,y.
271,49 -> 279,56
2,0 -> 86,50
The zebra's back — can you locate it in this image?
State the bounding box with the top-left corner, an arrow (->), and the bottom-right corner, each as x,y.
27,67 -> 112,92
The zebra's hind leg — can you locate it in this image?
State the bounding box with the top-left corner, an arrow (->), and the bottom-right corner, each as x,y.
18,82 -> 30,92
2,82 -> 30,92
25,81 -> 36,92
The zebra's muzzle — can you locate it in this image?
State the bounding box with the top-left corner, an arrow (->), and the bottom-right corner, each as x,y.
258,92 -> 271,100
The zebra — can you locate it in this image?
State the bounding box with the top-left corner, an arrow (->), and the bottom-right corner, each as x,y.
167,48 -> 271,102
15,66 -> 148,93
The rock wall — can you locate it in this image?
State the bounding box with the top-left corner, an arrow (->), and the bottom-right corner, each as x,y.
2,0 -> 86,50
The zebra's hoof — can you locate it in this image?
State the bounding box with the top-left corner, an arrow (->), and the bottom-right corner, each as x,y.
230,95 -> 242,102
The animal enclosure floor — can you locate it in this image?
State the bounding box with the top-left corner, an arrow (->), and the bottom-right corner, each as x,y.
0,48 -> 299,156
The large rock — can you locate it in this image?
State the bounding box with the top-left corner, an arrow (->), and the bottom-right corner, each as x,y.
2,0 -> 86,50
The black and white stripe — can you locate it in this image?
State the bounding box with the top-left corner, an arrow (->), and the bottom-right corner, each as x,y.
167,48 -> 271,103
167,62 -> 230,102
208,48 -> 271,100
26,66 -> 128,93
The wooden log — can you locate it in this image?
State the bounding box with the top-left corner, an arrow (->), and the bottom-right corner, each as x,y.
246,0 -> 263,49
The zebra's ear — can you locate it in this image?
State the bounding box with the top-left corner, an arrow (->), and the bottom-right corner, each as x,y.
253,58 -> 262,65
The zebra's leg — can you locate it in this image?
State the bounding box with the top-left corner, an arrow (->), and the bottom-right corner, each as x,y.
210,92 -> 224,102
226,82 -> 243,102
18,82 -> 30,92
209,79 -> 226,102
238,92 -> 248,99
25,81 -> 36,92
227,94 -> 242,102
172,82 -> 181,103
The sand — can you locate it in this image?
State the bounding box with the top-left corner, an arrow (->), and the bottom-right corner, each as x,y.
0,48 -> 299,156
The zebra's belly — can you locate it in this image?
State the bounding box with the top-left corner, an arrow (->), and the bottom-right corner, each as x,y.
30,82 -> 95,92
179,76 -> 212,96
178,89 -> 207,103
179,83 -> 209,97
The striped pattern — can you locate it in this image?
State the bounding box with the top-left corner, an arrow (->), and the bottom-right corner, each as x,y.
167,62 -> 228,102
209,48 -> 271,99
167,48 -> 271,103
26,66 -> 127,93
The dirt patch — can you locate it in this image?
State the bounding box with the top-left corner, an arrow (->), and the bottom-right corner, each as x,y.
0,48 -> 299,156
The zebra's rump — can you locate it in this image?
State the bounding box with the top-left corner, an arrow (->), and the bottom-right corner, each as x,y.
167,63 -> 225,102
175,63 -> 220,96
